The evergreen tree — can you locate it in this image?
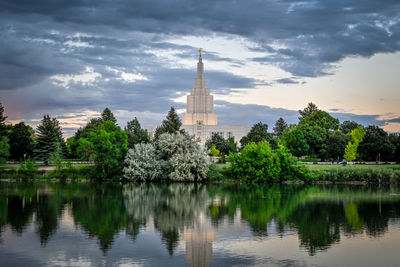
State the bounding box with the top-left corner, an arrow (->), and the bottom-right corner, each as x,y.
154,107 -> 182,139
101,108 -> 117,123
125,117 -> 150,149
273,117 -> 288,138
35,114 -> 65,165
205,133 -> 232,156
298,102 -> 319,120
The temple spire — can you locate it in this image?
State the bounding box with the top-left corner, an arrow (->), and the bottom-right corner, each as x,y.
197,48 -> 204,78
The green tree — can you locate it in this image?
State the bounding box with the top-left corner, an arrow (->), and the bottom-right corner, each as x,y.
281,125 -> 309,157
0,102 -> 7,136
340,120 -> 363,134
358,126 -> 394,161
101,107 -> 117,123
298,102 -> 319,120
324,131 -> 349,161
77,121 -> 128,178
154,107 -> 182,139
34,115 -> 65,165
273,117 -> 288,138
0,136 -> 10,163
125,117 -> 150,149
67,118 -> 103,159
9,122 -> 34,161
240,122 -> 277,148
205,133 -> 232,155
210,145 -> 220,157
344,126 -> 366,162
389,134 -> 400,163
227,141 -> 281,183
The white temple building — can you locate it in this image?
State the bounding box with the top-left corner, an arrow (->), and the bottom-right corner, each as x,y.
147,49 -> 251,146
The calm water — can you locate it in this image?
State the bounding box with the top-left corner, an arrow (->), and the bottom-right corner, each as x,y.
0,183 -> 399,267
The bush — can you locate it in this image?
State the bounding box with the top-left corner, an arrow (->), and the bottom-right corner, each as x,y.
123,132 -> 210,181
312,167 -> 400,183
227,141 -> 281,183
18,159 -> 38,179
123,143 -> 162,181
227,141 -> 313,183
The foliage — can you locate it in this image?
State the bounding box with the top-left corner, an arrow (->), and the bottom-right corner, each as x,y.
240,122 -> 277,149
18,159 -> 38,179
358,126 -> 394,161
227,137 -> 237,153
123,143 -> 162,181
34,114 -> 65,165
324,131 -> 349,161
281,125 -> 309,157
0,102 -> 7,136
273,117 -> 288,138
311,167 -> 400,183
154,107 -> 182,139
274,145 -> 314,181
210,145 -> 220,157
77,121 -> 128,179
101,107 -> 117,123
298,102 -> 319,120
67,118 -> 103,158
340,120 -> 362,134
156,132 -> 209,181
299,110 -> 339,131
227,141 -> 281,183
0,136 -> 10,163
344,142 -> 358,162
49,143 -> 65,178
8,122 -> 34,161
205,133 -> 232,156
125,117 -> 150,149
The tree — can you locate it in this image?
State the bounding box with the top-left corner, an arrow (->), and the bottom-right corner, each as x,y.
298,102 -> 319,120
340,120 -> 362,134
0,136 -> 9,163
67,118 -> 103,159
210,145 -> 220,157
358,126 -> 394,161
77,121 -> 128,179
344,126 -> 366,162
0,102 -> 7,136
125,117 -> 150,149
205,133 -> 232,156
273,117 -> 288,138
389,134 -> 400,163
9,122 -> 34,161
281,126 -> 309,157
101,108 -> 117,123
34,115 -> 65,165
324,131 -> 349,161
240,122 -> 277,148
154,107 -> 182,139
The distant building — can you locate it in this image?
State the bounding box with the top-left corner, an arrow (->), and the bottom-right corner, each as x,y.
146,49 -> 251,145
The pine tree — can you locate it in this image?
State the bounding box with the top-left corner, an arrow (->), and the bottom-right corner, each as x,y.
34,114 -> 65,165
154,107 -> 182,139
273,117 -> 288,138
125,117 -> 150,149
101,108 -> 117,123
298,102 -> 319,120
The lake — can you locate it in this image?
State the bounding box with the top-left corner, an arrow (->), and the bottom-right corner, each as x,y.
0,182 -> 399,266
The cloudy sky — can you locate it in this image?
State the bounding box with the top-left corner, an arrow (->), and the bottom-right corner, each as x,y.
1,0 -> 399,136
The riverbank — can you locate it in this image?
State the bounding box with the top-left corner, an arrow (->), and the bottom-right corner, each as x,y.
1,163 -> 400,184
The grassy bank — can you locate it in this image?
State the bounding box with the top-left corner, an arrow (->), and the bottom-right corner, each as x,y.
0,165 -> 96,180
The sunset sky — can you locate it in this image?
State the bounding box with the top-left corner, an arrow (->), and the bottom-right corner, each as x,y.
1,0 -> 399,136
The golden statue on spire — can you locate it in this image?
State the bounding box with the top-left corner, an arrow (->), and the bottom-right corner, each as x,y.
199,48 -> 202,57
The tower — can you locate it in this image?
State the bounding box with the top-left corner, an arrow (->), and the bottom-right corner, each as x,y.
182,49 -> 218,126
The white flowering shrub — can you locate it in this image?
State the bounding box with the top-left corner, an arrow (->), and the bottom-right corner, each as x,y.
157,132 -> 210,181
123,143 -> 162,181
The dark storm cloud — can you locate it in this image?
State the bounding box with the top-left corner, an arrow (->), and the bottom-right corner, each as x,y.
0,0 -> 399,133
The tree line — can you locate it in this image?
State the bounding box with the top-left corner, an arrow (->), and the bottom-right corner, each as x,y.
206,102 -> 400,163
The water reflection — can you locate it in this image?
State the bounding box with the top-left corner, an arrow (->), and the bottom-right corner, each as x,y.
0,182 -> 400,266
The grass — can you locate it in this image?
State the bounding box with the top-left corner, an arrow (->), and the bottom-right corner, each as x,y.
308,164 -> 400,170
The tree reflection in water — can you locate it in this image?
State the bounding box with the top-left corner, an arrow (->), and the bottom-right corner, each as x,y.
0,182 -> 399,260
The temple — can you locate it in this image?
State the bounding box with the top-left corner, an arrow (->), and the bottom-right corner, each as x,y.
146,49 -> 251,145
182,49 -> 218,126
